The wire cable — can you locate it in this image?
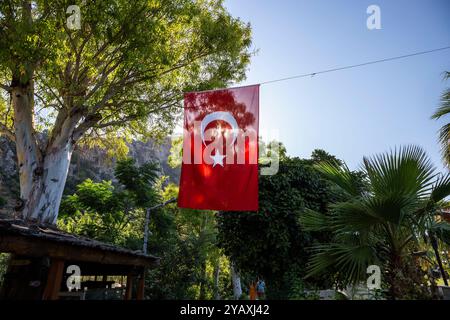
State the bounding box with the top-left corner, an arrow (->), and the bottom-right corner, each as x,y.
259,45 -> 450,85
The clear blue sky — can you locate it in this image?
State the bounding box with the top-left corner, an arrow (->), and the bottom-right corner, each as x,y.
224,0 -> 450,171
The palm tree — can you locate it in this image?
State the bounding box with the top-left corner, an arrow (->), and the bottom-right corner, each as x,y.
301,146 -> 450,299
431,71 -> 450,165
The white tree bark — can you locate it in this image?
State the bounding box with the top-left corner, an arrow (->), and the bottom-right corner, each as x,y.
230,261 -> 242,299
12,85 -> 41,206
27,143 -> 74,224
12,80 -> 80,225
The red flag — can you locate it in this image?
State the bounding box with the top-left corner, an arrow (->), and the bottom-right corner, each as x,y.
178,85 -> 259,211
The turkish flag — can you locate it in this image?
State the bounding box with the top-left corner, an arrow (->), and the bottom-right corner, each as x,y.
178,85 -> 259,211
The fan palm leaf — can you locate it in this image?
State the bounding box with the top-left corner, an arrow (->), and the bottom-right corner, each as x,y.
314,162 -> 364,197
302,145 -> 450,293
306,243 -> 377,285
363,145 -> 435,199
429,173 -> 450,203
430,220 -> 450,246
431,71 -> 450,164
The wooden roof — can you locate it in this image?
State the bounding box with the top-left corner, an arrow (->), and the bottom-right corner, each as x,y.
0,219 -> 159,268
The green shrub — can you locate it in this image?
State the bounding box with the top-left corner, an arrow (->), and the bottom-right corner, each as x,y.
0,196 -> 6,208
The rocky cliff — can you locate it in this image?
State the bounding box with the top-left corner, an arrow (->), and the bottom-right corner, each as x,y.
0,136 -> 180,217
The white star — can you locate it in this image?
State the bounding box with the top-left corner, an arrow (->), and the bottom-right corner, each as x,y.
211,149 -> 225,167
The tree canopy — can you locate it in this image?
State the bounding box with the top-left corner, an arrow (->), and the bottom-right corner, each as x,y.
0,0 -> 252,223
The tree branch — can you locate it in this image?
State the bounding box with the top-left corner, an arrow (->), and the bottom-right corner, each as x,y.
35,74 -> 65,109
84,53 -> 125,101
118,50 -> 210,88
0,83 -> 12,92
71,113 -> 102,143
0,122 -> 15,142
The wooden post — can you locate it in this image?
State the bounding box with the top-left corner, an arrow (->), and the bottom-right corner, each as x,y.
143,208 -> 150,254
42,259 -> 64,300
142,198 -> 177,254
124,273 -> 134,300
137,269 -> 146,300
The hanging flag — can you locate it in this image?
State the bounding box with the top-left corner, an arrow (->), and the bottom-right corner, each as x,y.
178,85 -> 259,211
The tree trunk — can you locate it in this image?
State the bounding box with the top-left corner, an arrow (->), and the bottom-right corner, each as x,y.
12,81 -> 75,225
199,260 -> 207,300
230,261 -> 242,299
386,252 -> 402,300
26,144 -> 74,225
12,84 -> 41,215
8,1 -> 81,226
213,262 -> 221,300
430,233 -> 449,286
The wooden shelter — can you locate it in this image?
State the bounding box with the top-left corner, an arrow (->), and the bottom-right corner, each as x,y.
0,219 -> 159,300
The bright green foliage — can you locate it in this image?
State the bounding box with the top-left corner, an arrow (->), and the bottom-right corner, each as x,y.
0,1 -> 252,225
168,136 -> 183,169
260,140 -> 288,161
301,145 -> 450,299
0,0 -> 252,143
58,179 -> 142,246
145,182 -> 227,299
115,158 -> 160,207
310,149 -> 343,166
58,147 -> 230,299
58,159 -> 161,247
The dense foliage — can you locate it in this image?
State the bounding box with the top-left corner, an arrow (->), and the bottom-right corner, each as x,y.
301,146 -> 450,299
216,149 -> 354,298
58,158 -> 159,247
58,159 -> 227,299
145,182 -> 231,299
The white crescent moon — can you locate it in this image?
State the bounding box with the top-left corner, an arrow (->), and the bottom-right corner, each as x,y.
200,111 -> 239,146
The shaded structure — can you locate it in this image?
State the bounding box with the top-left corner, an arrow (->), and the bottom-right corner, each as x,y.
0,219 -> 159,300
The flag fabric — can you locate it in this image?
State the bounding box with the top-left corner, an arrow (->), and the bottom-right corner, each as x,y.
178,85 -> 259,211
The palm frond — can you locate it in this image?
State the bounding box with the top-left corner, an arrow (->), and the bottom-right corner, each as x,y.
304,145 -> 446,287
437,123 -> 450,165
330,200 -> 382,233
431,75 -> 450,120
432,106 -> 450,120
306,243 -> 377,285
431,72 -> 450,164
300,208 -> 330,232
365,194 -> 418,226
429,220 -> 450,246
363,145 -> 436,199
315,161 -> 364,197
430,173 -> 450,204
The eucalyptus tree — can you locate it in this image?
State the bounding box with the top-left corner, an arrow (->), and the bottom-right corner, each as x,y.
0,0 -> 251,224
301,146 -> 450,299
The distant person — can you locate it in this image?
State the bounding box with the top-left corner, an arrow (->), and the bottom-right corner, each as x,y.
256,278 -> 266,300
249,282 -> 257,300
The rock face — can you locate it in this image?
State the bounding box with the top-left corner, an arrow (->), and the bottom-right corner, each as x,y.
0,137 -> 19,217
0,136 -> 180,217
